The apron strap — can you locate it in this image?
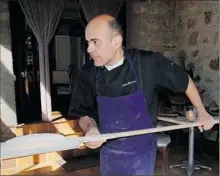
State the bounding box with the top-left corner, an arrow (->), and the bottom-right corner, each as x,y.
126,51 -> 143,89
137,52 -> 144,89
95,50 -> 144,95
95,67 -> 102,96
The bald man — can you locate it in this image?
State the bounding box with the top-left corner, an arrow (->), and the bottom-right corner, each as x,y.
69,14 -> 215,176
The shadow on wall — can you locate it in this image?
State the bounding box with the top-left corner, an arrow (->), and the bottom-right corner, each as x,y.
0,118 -> 16,142
0,42 -> 51,125
0,24 -> 41,124
0,43 -> 38,124
0,44 -> 17,125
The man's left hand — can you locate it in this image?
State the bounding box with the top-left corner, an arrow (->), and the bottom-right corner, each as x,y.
84,127 -> 106,149
197,110 -> 215,132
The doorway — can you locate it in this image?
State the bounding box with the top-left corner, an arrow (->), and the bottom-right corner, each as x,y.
8,0 -> 41,124
8,0 -> 127,123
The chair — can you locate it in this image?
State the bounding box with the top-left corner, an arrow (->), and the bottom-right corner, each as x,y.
156,122 -> 171,175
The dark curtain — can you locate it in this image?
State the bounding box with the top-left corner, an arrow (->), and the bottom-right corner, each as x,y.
8,1 -> 27,123
18,0 -> 64,121
78,0 -> 124,21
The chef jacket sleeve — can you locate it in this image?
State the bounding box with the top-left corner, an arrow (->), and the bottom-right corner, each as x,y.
154,52 -> 189,93
68,68 -> 98,120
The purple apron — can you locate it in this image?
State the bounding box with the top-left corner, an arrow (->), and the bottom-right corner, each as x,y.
96,55 -> 157,176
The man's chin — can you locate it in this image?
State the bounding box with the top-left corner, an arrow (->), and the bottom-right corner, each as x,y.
94,61 -> 104,67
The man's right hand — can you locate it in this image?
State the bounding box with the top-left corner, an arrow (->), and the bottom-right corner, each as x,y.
84,127 -> 106,149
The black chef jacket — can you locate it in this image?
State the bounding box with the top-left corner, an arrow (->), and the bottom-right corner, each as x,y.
68,48 -> 189,126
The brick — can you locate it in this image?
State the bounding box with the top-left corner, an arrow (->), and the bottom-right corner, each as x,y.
35,123 -> 49,133
50,118 -> 81,131
15,128 -> 23,136
52,122 -> 76,135
48,124 -> 58,133
23,124 -> 36,134
16,156 -> 34,169
0,168 -> 22,175
46,152 -> 62,162
34,154 -> 47,164
0,158 -> 16,170
17,162 -> 64,175
9,127 -> 24,136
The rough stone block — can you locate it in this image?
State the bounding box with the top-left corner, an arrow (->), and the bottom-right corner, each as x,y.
204,11 -> 212,24
0,12 -> 9,21
209,57 -> 219,70
213,32 -> 218,45
191,50 -> 199,57
189,31 -> 198,46
186,18 -> 196,29
0,19 -> 10,33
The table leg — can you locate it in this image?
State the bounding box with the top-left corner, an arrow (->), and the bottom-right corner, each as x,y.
170,127 -> 212,176
187,127 -> 194,176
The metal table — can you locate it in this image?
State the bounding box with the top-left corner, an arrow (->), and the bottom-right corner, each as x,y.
157,116 -> 219,176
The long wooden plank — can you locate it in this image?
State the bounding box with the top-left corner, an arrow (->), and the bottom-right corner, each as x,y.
158,116 -> 191,125
157,116 -> 219,125
81,116 -> 219,143
1,117 -> 219,160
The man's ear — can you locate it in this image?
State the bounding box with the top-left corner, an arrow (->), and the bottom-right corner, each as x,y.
112,35 -> 122,48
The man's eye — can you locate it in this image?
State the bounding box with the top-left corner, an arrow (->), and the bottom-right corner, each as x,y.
93,40 -> 97,45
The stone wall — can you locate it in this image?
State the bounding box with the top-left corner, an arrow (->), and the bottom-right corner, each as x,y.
127,0 -> 219,107
0,0 -> 219,127
174,1 -> 219,107
126,1 -> 173,54
0,0 -> 17,126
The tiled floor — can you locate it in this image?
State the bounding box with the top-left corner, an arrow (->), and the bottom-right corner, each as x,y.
12,143 -> 218,176
60,145 -> 219,176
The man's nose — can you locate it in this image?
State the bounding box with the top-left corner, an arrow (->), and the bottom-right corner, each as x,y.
87,43 -> 94,53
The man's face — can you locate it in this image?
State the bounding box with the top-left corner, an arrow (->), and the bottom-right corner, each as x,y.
85,22 -> 117,66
